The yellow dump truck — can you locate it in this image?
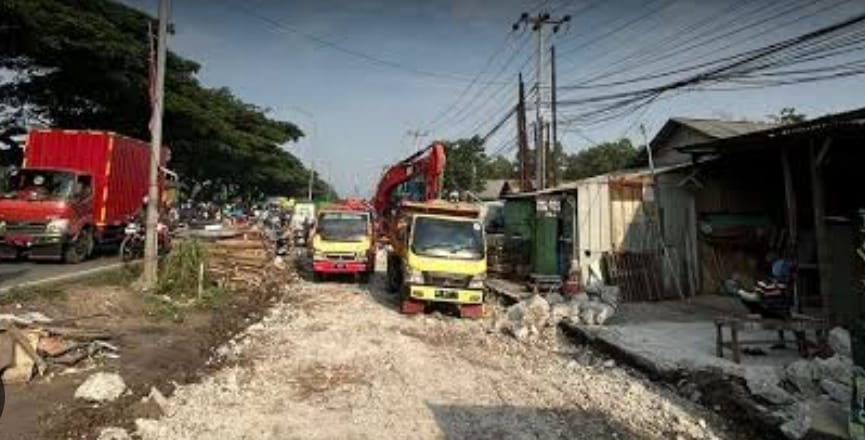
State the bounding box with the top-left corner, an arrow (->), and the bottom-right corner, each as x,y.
384,200 -> 486,318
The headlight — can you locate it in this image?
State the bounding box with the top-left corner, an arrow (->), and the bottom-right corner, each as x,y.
313,250 -> 325,260
405,266 -> 424,284
46,219 -> 70,235
0,220 -> 5,234
468,273 -> 486,289
356,251 -> 368,261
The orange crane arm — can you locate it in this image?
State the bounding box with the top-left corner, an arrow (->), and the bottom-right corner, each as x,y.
372,142 -> 446,218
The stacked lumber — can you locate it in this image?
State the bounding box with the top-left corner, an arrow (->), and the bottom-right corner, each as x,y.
207,237 -> 271,289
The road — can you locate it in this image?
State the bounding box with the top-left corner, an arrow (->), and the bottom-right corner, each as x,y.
0,254 -> 122,292
134,276 -> 732,440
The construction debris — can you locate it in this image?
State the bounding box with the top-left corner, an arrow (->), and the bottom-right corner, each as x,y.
97,427 -> 132,440
0,311 -> 52,325
74,372 -> 127,402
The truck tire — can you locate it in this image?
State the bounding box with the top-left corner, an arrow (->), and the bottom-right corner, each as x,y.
358,272 -> 371,284
63,229 -> 92,264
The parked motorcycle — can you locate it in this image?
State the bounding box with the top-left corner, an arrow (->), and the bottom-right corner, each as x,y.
120,220 -> 171,262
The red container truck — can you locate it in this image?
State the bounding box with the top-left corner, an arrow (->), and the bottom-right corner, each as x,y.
0,129 -> 163,262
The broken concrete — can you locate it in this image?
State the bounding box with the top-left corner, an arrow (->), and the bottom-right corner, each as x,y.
827,327 -> 850,357
778,402 -> 812,440
819,379 -> 851,404
97,427 -> 132,440
74,372 -> 127,402
784,359 -> 819,397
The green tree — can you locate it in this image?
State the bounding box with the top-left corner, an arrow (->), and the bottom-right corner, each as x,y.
0,0 -> 332,200
442,136 -> 486,193
483,155 -> 515,180
561,138 -> 639,181
770,107 -> 807,124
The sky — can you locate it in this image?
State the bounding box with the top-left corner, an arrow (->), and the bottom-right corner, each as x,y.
122,0 -> 865,197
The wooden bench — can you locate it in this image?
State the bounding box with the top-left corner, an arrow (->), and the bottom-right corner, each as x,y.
714,315 -> 829,363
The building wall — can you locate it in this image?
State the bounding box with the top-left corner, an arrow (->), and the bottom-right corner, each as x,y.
654,128 -> 714,166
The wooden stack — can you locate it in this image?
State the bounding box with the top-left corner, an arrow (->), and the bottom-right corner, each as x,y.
206,236 -> 271,289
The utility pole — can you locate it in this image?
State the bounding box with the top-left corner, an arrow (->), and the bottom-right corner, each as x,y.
512,11 -> 570,190
307,160 -> 315,201
407,129 -> 429,152
550,44 -> 558,187
516,73 -> 529,191
142,0 -> 169,290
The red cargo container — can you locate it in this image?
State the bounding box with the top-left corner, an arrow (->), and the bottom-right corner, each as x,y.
0,129 -> 164,262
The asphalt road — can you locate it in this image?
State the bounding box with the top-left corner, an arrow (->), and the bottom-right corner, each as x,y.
0,253 -> 122,292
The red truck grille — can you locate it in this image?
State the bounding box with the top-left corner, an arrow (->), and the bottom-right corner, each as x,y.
5,222 -> 47,235
325,253 -> 356,261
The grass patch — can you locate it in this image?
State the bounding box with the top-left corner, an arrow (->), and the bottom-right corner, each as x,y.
0,284 -> 66,305
78,264 -> 141,287
157,238 -> 209,298
196,285 -> 231,310
144,294 -> 186,322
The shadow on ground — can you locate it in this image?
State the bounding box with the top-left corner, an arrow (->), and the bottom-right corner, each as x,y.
427,403 -> 652,440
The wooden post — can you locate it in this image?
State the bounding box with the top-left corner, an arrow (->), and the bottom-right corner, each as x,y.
810,137 -> 834,322
781,147 -> 799,311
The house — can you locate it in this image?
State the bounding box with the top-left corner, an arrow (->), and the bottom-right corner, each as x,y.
650,118 -> 776,166
477,179 -> 519,201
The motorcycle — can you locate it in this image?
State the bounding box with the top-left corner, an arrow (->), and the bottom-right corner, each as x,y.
120,220 -> 171,262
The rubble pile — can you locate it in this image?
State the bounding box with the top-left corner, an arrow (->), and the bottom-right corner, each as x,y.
0,313 -> 118,384
782,327 -> 853,405
498,284 -> 621,341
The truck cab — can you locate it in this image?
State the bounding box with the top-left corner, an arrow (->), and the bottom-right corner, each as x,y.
311,208 -> 374,282
0,167 -> 96,262
386,201 -> 487,318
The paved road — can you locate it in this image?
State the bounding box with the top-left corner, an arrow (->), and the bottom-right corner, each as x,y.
0,254 -> 122,291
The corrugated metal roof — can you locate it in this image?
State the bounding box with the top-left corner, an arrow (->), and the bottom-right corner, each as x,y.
677,107 -> 865,155
671,118 -> 777,139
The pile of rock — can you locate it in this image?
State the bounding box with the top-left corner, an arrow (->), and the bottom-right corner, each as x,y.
566,284 -> 621,326
783,327 -> 853,405
498,284 -> 621,341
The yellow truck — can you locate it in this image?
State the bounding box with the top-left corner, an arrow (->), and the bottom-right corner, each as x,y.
310,202 -> 375,283
384,200 -> 486,318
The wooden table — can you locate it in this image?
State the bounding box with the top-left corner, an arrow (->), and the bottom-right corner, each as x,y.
714,315 -> 829,363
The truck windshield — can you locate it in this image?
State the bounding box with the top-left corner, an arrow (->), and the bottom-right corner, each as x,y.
410,217 -> 484,260
317,212 -> 369,242
2,170 -> 75,201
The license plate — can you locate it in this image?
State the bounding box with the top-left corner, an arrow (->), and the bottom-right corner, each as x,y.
434,289 -> 459,299
335,263 -> 345,269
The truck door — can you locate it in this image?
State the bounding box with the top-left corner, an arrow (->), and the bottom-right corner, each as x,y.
72,175 -> 94,232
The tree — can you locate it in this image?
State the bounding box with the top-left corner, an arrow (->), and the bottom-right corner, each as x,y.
770,107 -> 807,124
483,155 -> 515,180
0,0 -> 332,200
442,136 -> 486,193
561,138 -> 639,181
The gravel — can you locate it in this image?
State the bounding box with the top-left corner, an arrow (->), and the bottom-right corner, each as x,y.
137,278 -> 733,440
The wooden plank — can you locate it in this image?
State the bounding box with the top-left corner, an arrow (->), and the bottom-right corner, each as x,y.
810,138 -> 834,322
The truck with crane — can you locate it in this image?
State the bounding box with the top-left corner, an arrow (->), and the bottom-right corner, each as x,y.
374,142 -> 487,318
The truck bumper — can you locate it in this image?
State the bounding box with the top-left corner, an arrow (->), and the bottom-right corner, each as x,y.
407,285 -> 484,304
313,260 -> 369,274
0,234 -> 66,259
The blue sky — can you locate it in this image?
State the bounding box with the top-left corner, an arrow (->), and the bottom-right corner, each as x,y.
123,0 -> 865,196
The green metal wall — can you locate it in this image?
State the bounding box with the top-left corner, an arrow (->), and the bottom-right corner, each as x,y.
533,196 -> 560,275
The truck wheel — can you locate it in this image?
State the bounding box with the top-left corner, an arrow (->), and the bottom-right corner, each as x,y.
359,272 -> 371,284
313,272 -> 322,282
63,230 -> 92,264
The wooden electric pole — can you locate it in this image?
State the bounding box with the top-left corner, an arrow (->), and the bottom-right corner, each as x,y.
517,73 -> 529,191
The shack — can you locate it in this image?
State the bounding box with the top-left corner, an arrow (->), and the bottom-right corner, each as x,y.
674,107 -> 865,324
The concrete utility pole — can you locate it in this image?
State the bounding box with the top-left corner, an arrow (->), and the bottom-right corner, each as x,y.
512,12 -> 570,190
142,0 -> 169,290
407,129 -> 429,152
307,162 -> 315,201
